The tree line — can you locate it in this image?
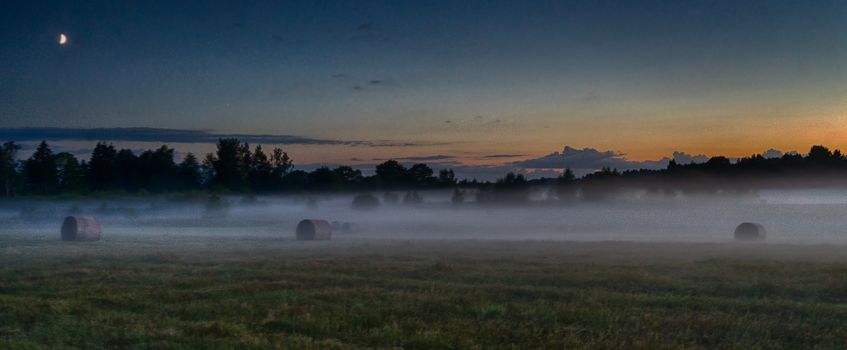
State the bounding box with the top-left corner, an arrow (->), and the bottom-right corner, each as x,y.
3,139 -> 847,199
0,138 -> 457,197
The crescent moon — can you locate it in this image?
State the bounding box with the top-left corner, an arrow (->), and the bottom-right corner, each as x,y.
59,33 -> 68,45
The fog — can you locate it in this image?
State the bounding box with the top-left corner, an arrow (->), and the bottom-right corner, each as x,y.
4,189 -> 847,244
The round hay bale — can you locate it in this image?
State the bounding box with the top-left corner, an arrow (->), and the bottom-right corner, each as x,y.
734,222 -> 766,241
61,216 -> 102,241
352,193 -> 380,211
341,222 -> 358,234
296,219 -> 332,241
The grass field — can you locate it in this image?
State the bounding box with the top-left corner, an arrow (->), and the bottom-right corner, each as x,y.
3,235 -> 847,349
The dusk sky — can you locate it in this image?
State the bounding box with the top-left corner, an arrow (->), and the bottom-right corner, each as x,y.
2,0 -> 846,178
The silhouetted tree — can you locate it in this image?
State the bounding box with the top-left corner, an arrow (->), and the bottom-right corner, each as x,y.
208,138 -> 250,191
248,146 -> 274,192
478,172 -> 529,204
0,141 -> 21,196
23,141 -> 58,195
281,170 -> 309,191
87,142 -> 119,191
438,169 -> 456,186
116,148 -> 139,192
375,160 -> 407,189
177,153 -> 202,190
333,166 -> 363,189
556,168 -> 576,202
138,145 -> 177,192
308,166 -> 342,192
55,152 -> 85,193
408,163 -> 436,188
580,167 -> 621,202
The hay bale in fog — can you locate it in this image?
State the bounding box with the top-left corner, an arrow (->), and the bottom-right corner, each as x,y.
296,219 -> 332,241
734,222 -> 766,241
341,222 -> 358,234
61,216 -> 101,241
352,193 -> 381,210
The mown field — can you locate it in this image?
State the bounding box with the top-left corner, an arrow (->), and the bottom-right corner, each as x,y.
3,235 -> 847,349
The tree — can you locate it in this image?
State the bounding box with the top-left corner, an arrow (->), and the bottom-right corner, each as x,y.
478,172 -> 529,204
88,142 -> 119,191
23,141 -> 58,195
408,163 -> 435,188
374,160 -> 407,189
333,166 -> 363,188
307,166 -> 342,191
248,146 -> 274,192
177,153 -> 202,190
116,148 -> 139,192
270,148 -> 292,177
556,168 -> 576,202
438,169 -> 456,186
208,138 -> 250,191
138,145 -> 177,192
807,145 -> 833,163
55,152 -> 85,193
0,142 -> 21,196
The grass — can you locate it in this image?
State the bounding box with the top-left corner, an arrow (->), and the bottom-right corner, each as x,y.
3,236 -> 847,349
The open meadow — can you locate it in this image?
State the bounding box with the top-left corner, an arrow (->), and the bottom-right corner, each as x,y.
4,233 -> 847,349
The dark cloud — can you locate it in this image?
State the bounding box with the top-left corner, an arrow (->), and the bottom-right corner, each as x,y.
352,85 -> 364,90
0,127 -> 429,147
672,151 -> 709,164
369,79 -> 383,85
331,73 -> 346,78
514,146 -> 670,174
512,146 -> 731,176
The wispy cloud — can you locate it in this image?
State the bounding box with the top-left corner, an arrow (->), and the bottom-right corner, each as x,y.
373,155 -> 456,162
0,127 -> 431,147
484,154 -> 527,159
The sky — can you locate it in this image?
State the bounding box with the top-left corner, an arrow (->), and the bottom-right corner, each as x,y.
1,0 -> 846,179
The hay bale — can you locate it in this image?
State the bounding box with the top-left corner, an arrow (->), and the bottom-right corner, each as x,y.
61,216 -> 102,241
296,219 -> 332,241
352,193 -> 381,210
341,222 -> 358,234
734,222 -> 766,241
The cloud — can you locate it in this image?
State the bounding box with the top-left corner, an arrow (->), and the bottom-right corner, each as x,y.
350,22 -> 389,43
373,155 -> 456,162
484,154 -> 527,159
672,151 -> 709,164
762,148 -> 784,159
331,73 -> 346,79
0,127 -> 430,147
513,146 -> 671,175
369,79 -> 383,85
